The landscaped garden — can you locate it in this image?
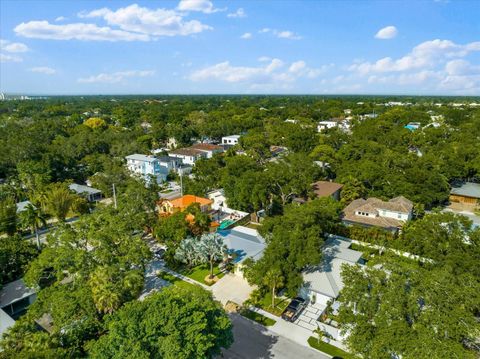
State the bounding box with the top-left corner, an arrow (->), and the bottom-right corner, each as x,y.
180,263 -> 226,286
307,337 -> 356,359
255,292 -> 290,316
157,271 -> 198,290
240,308 -> 276,327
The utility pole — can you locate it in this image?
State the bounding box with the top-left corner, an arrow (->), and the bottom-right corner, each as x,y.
112,183 -> 117,209
180,173 -> 183,197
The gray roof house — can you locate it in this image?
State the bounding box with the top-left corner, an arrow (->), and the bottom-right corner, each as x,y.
69,183 -> 102,202
302,236 -> 362,300
217,226 -> 266,266
16,200 -> 35,213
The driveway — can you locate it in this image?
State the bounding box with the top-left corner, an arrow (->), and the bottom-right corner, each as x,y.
220,314 -> 328,359
212,273 -> 255,305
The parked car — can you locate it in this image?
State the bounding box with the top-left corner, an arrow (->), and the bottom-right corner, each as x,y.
281,297 -> 306,322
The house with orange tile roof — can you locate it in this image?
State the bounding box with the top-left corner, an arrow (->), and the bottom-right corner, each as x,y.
157,194 -> 213,216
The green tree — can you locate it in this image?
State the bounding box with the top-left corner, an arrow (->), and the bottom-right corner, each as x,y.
174,236 -> 200,268
0,234 -> 38,285
18,203 -> 47,249
263,268 -> 284,308
41,183 -> 77,222
0,196 -> 17,235
86,286 -> 233,359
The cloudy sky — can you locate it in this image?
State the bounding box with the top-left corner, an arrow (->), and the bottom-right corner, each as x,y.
1,0 -> 479,95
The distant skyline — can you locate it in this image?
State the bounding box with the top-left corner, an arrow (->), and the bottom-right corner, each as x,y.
1,0 -> 479,95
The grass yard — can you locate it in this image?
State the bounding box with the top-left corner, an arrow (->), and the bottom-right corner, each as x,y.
240,309 -> 276,327
180,263 -> 225,286
244,222 -> 262,229
307,337 -> 356,359
158,271 -> 197,290
257,292 -> 290,316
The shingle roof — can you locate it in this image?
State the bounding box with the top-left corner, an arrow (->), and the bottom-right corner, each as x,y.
312,181 -> 343,197
450,182 -> 480,199
189,143 -> 223,151
169,148 -> 204,156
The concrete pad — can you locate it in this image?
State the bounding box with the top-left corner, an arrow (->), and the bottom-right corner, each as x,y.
211,273 -> 255,305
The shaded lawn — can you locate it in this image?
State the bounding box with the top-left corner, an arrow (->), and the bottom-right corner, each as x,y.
307,337 -> 356,359
240,309 -> 276,327
257,292 -> 290,317
180,263 -> 225,286
157,271 -> 198,290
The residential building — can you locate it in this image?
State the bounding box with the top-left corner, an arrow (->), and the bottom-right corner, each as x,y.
317,120 -> 339,132
301,236 -> 363,305
342,196 -> 413,231
157,156 -> 182,172
168,148 -> 205,165
449,182 -> 480,205
157,194 -> 213,215
312,181 -> 343,201
69,183 -> 102,202
217,226 -> 266,276
221,135 -> 241,146
189,143 -> 224,158
125,154 -> 168,184
0,279 -> 36,322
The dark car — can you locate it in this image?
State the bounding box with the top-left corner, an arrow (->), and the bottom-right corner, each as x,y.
281,297 -> 306,322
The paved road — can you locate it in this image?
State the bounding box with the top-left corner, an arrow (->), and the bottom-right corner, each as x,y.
220,314 -> 329,359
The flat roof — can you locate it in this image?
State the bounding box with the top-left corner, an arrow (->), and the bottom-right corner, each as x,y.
450,182 -> 480,199
0,279 -> 36,308
125,154 -> 158,162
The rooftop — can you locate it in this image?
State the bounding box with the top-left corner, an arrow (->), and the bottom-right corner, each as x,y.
0,279 -> 36,308
69,183 -> 101,195
222,135 -> 241,139
125,153 -> 158,162
450,182 -> 480,199
218,226 -> 266,264
190,143 -> 224,151
169,148 -> 204,157
312,181 -> 343,197
168,194 -> 213,208
16,200 -> 35,213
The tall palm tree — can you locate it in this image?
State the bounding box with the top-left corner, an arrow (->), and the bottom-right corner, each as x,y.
19,203 -> 46,249
263,268 -> 284,309
42,184 -> 75,223
89,267 -> 121,314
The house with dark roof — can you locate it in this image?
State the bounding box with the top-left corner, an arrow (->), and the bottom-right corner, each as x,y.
189,143 -> 224,158
69,183 -> 102,202
450,182 -> 480,205
168,148 -> 206,165
342,196 -> 413,232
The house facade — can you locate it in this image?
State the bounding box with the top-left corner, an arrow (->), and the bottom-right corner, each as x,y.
221,135 -> 240,146
189,143 -> 224,158
168,148 -> 206,165
342,196 -> 413,231
449,182 -> 480,205
125,154 -> 168,184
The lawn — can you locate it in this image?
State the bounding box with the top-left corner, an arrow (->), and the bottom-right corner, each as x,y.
180,263 -> 225,286
307,337 -> 356,359
240,309 -> 276,327
257,292 -> 290,316
244,222 -> 262,229
157,271 -> 197,290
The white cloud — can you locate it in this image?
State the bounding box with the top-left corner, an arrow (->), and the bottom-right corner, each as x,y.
78,70 -> 155,83
80,4 -> 212,37
258,28 -> 302,40
55,16 -> 66,22
189,58 -> 328,87
0,40 -> 29,62
15,21 -> 150,41
240,32 -> 252,39
0,53 -> 22,62
227,8 -> 246,18
177,0 -> 223,14
29,66 -> 56,75
375,25 -> 398,39
349,39 -> 480,75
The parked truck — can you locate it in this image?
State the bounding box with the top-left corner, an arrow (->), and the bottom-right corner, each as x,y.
281,297 -> 306,322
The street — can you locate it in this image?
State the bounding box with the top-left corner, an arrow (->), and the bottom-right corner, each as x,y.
220,314 -> 329,359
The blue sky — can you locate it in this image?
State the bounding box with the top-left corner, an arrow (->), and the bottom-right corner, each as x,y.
1,0 -> 479,95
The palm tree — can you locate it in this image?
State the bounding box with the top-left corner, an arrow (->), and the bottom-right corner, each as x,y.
19,203 -> 46,249
197,233 -> 226,279
313,325 -> 324,344
263,268 -> 284,309
89,267 -> 122,314
42,184 -> 75,223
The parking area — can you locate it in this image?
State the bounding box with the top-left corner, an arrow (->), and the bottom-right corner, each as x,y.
212,273 -> 255,305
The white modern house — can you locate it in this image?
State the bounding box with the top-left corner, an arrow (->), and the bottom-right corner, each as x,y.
222,135 -> 241,146
317,121 -> 339,132
125,154 -> 168,184
168,148 -> 206,165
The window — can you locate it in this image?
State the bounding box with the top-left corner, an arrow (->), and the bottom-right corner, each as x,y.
398,213 -> 402,219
